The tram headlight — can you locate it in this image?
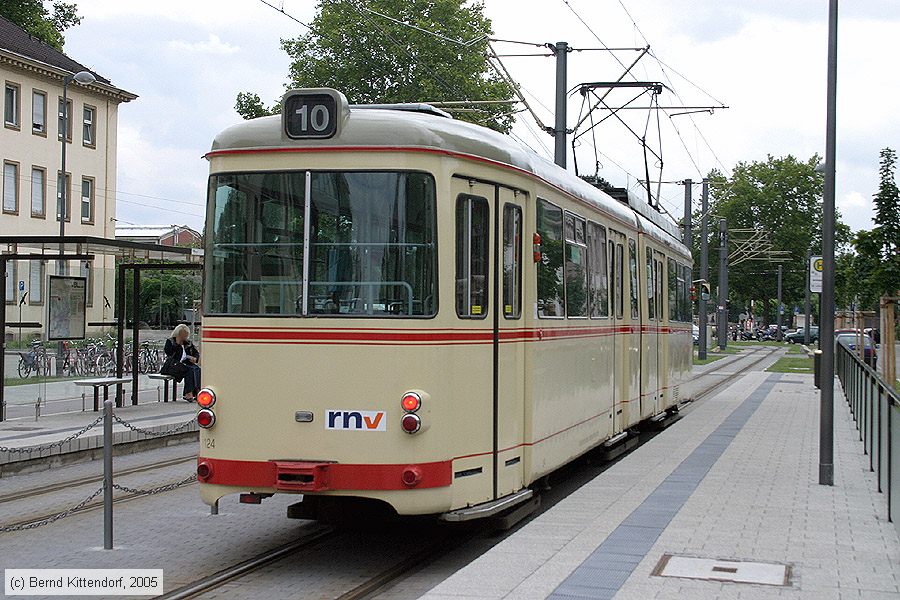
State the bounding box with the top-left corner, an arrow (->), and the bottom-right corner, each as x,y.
197,408 -> 216,429
197,388 -> 216,408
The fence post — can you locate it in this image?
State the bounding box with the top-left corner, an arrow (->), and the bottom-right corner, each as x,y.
103,398 -> 113,550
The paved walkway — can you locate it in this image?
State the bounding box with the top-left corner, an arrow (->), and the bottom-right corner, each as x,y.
421,372 -> 900,600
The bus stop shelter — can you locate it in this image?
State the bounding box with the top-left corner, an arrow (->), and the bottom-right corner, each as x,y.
1,235 -> 203,421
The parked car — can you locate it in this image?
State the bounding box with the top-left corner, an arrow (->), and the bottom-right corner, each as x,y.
785,326 -> 819,344
835,332 -> 877,368
692,324 -> 700,346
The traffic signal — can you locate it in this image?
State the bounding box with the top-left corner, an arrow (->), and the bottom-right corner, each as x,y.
700,282 -> 711,302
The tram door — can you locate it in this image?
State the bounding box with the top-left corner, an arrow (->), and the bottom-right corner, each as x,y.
608,229 -> 628,434
452,177 -> 525,501
495,188 -> 526,497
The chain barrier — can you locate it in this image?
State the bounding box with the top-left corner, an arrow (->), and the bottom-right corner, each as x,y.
112,415 -> 196,437
112,474 -> 197,495
0,415 -> 105,454
0,487 -> 104,533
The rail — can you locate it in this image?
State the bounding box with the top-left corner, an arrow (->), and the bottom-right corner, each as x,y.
835,341 -> 900,537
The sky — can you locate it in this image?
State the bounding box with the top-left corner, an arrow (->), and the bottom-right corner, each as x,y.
60,0 -> 900,234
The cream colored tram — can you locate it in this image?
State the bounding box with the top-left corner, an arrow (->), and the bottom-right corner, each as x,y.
195,89 -> 693,520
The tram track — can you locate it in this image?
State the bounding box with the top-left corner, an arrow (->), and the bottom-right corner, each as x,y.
687,345 -> 782,403
0,453 -> 197,505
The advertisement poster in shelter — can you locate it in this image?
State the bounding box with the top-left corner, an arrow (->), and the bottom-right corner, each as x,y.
47,276 -> 87,341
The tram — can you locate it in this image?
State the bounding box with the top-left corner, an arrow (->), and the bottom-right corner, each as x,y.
194,88 -> 693,520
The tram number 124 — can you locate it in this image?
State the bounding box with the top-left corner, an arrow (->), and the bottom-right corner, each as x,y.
284,92 -> 337,139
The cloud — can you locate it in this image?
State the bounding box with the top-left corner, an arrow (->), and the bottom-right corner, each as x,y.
168,34 -> 239,55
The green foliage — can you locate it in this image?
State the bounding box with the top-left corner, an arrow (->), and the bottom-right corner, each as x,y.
236,0 -> 515,132
234,92 -> 279,120
1,0 -> 82,50
121,269 -> 201,328
871,148 -> 900,296
696,155 -> 849,324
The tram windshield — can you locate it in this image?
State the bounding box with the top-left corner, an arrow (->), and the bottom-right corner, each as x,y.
205,171 -> 437,317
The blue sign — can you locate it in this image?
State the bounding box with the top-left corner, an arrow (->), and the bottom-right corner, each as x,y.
18,280 -> 24,291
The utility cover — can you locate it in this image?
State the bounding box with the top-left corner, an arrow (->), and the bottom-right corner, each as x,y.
653,554 -> 791,586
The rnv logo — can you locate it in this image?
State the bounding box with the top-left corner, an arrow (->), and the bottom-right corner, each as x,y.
326,410 -> 386,431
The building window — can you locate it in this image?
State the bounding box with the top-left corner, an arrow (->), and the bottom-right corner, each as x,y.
80,261 -> 93,307
29,261 -> 44,305
4,260 -> 15,305
56,171 -> 71,222
81,177 -> 94,223
455,194 -> 489,319
32,90 -> 46,134
82,105 -> 95,147
536,198 -> 564,318
57,97 -> 72,141
3,161 -> 19,214
4,82 -> 20,128
502,204 -> 522,319
31,167 -> 45,217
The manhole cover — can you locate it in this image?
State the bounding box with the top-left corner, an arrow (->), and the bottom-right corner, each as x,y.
653,554 -> 791,586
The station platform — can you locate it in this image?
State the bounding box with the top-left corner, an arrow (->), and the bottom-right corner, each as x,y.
421,372 -> 900,600
0,394 -> 198,474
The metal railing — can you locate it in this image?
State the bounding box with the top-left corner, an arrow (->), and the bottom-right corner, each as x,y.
835,341 -> 900,537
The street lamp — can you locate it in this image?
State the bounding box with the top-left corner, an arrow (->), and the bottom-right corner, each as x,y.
58,70 -> 96,268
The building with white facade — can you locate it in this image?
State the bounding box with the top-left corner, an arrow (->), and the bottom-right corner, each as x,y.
1,16 -> 136,338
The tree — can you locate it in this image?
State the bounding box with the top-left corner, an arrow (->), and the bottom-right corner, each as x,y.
871,147 -> 900,296
236,0 -> 514,132
1,0 -> 82,51
696,155 -> 851,325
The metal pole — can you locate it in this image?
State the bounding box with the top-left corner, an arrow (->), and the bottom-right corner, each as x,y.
58,78 -> 69,272
718,218 -> 728,349
132,269 -> 140,405
805,250 -> 812,345
103,397 -> 113,549
0,257 -> 6,422
698,179 -> 709,360
553,41 -> 569,168
116,264 -> 126,408
819,0 -> 838,487
776,265 -> 783,342
683,179 -> 693,247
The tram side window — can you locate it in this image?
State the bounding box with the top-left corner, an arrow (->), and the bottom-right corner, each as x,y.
614,242 -> 624,319
564,212 -> 588,317
456,194 -> 489,318
536,199 -> 564,318
668,258 -> 677,321
646,248 -> 655,320
502,204 -> 522,319
682,264 -> 692,322
628,239 -> 639,320
675,262 -> 686,322
587,222 -> 608,318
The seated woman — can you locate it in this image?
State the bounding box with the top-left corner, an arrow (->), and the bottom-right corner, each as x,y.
161,324 -> 201,401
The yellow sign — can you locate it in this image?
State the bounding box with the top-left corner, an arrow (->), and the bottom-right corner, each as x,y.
813,258 -> 823,272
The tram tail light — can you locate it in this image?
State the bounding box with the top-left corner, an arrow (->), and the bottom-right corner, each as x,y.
401,392 -> 421,413
197,408 -> 216,428
533,232 -> 542,263
401,413 -> 421,434
197,388 -> 216,408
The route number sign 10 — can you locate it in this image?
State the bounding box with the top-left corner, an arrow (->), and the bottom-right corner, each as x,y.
284,92 -> 337,139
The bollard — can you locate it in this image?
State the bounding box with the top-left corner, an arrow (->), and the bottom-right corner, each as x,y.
814,350 -> 823,389
34,397 -> 41,421
82,392 -> 86,412
211,499 -> 219,516
157,386 -> 161,403
103,399 -> 113,550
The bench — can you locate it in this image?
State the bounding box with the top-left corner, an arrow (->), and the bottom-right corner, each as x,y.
148,373 -> 178,402
74,377 -> 132,411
